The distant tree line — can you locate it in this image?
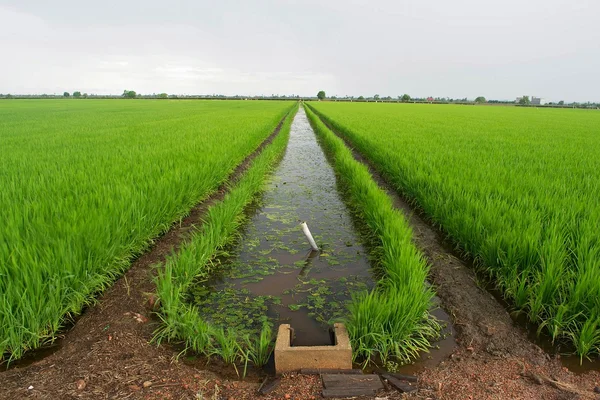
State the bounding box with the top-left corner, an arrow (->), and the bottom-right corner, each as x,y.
1,91 -> 598,108
311,91 -> 599,108
0,92 -> 306,101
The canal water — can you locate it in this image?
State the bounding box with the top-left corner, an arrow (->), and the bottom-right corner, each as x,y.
190,107 -> 375,345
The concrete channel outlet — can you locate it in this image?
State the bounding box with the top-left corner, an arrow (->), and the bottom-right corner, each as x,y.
274,323 -> 352,374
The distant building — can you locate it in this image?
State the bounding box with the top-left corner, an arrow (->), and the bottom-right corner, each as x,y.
515,96 -> 545,105
531,97 -> 544,105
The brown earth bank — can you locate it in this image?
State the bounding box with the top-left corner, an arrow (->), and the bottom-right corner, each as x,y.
2,107 -> 599,400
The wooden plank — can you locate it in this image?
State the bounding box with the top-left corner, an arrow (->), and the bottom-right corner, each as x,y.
322,374 -> 383,390
301,368 -> 363,375
322,388 -> 378,398
388,373 -> 418,383
258,377 -> 280,395
381,374 -> 418,393
322,374 -> 381,386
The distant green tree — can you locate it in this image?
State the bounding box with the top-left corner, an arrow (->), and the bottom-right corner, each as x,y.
73,91 -> 82,98
475,96 -> 486,103
518,96 -> 530,105
317,90 -> 326,100
158,93 -> 168,99
558,100 -> 564,105
401,94 -> 411,102
83,93 -> 88,98
373,94 -> 380,100
357,95 -> 365,101
63,91 -> 70,97
122,90 -> 137,99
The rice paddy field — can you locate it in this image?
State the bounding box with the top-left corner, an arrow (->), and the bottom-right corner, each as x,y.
3,97 -> 600,398
308,102 -> 600,360
0,99 -> 294,361
149,104 -> 440,374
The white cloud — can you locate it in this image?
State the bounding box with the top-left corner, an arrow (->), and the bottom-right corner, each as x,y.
0,0 -> 598,101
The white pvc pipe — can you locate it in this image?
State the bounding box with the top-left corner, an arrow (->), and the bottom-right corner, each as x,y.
300,222 -> 319,251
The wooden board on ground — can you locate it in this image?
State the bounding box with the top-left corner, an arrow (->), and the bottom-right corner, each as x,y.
388,373 -> 418,382
258,377 -> 280,395
321,374 -> 383,398
381,374 -> 418,393
322,387 -> 381,398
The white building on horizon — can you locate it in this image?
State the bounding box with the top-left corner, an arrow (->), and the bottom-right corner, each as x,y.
515,96 -> 546,105
531,96 -> 545,105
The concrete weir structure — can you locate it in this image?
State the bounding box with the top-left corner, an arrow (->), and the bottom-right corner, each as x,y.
274,323 -> 352,374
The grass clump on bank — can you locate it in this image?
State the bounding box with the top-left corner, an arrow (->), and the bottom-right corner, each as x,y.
153,105 -> 297,375
304,104 -> 439,367
309,102 -> 600,362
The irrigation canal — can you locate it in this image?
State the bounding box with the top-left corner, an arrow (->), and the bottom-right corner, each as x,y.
191,107 -> 375,346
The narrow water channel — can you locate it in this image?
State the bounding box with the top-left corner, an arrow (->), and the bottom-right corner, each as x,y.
190,107 -> 375,345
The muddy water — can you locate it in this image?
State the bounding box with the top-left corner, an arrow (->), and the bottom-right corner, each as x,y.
190,108 -> 375,345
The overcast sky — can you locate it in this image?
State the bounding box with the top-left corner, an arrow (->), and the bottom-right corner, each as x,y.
1,0 -> 598,102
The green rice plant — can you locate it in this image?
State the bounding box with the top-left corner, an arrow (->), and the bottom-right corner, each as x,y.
245,322 -> 274,367
567,316 -> 600,364
537,304 -> 579,344
0,99 -> 295,361
212,327 -> 241,365
308,101 -> 600,360
304,104 -> 439,366
505,270 -> 531,312
528,226 -> 569,323
235,343 -> 253,379
153,306 -> 215,356
211,328 -> 254,378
